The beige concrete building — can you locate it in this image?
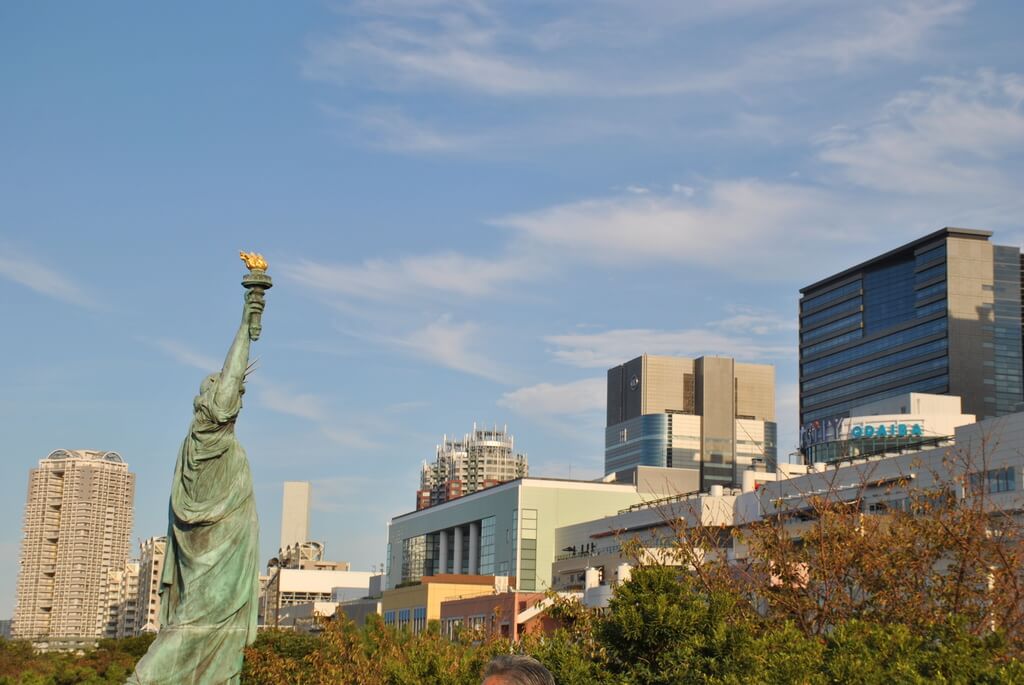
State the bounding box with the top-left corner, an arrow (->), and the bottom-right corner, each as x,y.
382,574 -> 506,633
606,355 -> 777,491
104,561 -> 139,639
135,536 -> 166,635
280,481 -> 311,551
13,449 -> 135,647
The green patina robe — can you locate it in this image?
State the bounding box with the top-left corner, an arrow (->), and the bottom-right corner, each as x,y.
129,379 -> 259,685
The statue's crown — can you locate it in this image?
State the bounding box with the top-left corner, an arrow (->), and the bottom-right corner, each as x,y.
240,251 -> 268,271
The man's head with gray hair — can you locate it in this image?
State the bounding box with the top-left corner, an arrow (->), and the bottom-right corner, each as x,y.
481,654 -> 555,685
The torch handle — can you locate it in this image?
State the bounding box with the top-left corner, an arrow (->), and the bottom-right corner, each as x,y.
248,289 -> 265,341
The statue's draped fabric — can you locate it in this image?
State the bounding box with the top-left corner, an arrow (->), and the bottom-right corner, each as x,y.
129,380 -> 259,685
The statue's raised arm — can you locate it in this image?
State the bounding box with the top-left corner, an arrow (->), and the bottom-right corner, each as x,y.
207,291 -> 263,416
129,254 -> 270,685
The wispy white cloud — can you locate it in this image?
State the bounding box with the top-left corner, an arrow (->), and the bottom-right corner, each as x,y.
545,311 -> 796,369
324,105 -> 487,153
0,250 -> 96,308
151,339 -> 220,372
281,251 -> 541,303
494,180 -> 858,275
304,0 -> 970,99
387,315 -> 508,382
818,69 -> 1024,196
319,427 -> 384,451
498,378 -> 604,417
258,384 -> 328,422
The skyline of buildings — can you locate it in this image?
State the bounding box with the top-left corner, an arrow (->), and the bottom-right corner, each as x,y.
10,224 -> 1024,637
13,450 -> 135,647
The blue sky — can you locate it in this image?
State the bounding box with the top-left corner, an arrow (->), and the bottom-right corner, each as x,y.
2,1 -> 1023,617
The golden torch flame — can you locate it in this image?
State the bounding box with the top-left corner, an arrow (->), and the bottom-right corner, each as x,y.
239,251 -> 268,271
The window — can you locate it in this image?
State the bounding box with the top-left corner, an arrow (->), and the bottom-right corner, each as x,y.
802,313 -> 862,343
802,317 -> 947,374
914,263 -> 946,284
803,357 -> 948,407
801,280 -> 861,313
802,328 -> 863,356
479,517 -> 496,575
863,258 -> 916,333
915,243 -> 945,265
412,606 -> 427,633
802,297 -> 862,328
518,509 -> 538,591
968,467 -> 1016,494
802,374 -> 948,423
802,338 -> 947,391
915,281 -> 946,302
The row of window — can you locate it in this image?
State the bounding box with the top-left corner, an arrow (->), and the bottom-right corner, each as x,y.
802,296 -> 863,329
968,467 -> 1017,495
914,243 -> 946,265
914,262 -> 946,284
802,328 -> 864,356
802,374 -> 948,423
802,338 -> 948,391
801,280 -> 862,313
802,312 -> 862,344
802,356 -> 948,408
802,317 -> 947,374
863,259 -> 916,333
915,281 -> 946,301
915,299 -> 947,318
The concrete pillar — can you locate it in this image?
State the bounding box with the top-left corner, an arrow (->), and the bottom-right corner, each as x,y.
453,526 -> 463,574
468,521 -> 480,575
438,529 -> 448,575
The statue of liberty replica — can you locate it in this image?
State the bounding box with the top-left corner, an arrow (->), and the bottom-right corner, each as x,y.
129,253 -> 271,684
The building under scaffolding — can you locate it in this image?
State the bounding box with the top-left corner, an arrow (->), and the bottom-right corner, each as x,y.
417,423 -> 528,510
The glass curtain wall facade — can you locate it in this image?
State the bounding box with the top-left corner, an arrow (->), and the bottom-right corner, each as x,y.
799,228 -> 1023,427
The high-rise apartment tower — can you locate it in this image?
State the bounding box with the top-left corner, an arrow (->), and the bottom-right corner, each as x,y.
135,536 -> 167,635
799,228 -> 1023,428
13,449 -> 135,646
417,424 -> 528,509
606,355 -> 777,491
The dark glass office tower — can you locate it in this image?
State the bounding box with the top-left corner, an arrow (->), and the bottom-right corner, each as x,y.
799,228 -> 1023,428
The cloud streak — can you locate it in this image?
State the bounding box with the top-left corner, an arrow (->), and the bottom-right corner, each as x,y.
494,180 -> 860,275
386,315 -> 509,382
304,1 -> 970,99
818,69 -> 1024,197
281,251 -> 541,303
498,378 -> 605,418
545,311 -> 796,369
0,251 -> 96,308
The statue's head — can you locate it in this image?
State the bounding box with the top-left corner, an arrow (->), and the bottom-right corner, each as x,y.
193,372 -> 245,412
194,373 -> 219,413
199,373 -> 219,395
